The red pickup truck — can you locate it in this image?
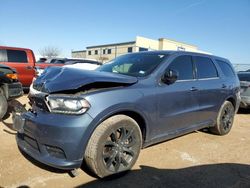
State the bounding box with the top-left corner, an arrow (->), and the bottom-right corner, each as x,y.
0,46 -> 64,88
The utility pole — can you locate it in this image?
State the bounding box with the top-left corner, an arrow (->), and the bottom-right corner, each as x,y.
115,46 -> 117,58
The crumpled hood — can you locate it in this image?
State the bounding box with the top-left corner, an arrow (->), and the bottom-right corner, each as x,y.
33,66 -> 138,93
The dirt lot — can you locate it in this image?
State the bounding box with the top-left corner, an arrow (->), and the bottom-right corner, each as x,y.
0,95 -> 250,188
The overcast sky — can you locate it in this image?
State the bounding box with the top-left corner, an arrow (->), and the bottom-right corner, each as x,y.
0,0 -> 250,64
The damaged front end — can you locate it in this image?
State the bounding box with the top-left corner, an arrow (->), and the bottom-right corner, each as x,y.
13,66 -> 137,133
14,66 -> 139,170
27,66 -> 138,115
32,66 -> 138,93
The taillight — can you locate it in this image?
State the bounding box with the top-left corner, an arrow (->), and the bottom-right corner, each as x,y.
5,73 -> 18,80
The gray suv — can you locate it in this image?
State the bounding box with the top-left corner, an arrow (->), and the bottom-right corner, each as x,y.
15,51 -> 240,178
238,72 -> 250,108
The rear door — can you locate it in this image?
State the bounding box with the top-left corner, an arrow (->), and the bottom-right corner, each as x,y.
193,56 -> 225,123
1,49 -> 35,87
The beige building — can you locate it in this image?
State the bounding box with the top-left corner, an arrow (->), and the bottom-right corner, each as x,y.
72,36 -> 208,63
71,50 -> 86,58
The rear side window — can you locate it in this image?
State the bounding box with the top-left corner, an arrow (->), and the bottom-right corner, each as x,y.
167,55 -> 194,80
7,50 -> 28,63
216,60 -> 235,77
0,49 -> 7,62
195,56 -> 218,79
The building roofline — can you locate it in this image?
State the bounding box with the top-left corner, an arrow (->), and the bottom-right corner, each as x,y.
86,41 -> 136,49
72,50 -> 86,53
159,38 -> 197,48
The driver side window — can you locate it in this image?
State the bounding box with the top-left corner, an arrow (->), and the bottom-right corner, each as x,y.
167,55 -> 194,80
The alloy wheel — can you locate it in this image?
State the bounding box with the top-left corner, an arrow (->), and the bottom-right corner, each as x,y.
102,127 -> 137,172
221,105 -> 234,131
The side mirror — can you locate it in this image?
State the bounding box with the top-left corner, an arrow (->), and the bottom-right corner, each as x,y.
161,69 -> 178,85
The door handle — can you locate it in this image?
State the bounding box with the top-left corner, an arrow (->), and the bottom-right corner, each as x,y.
25,66 -> 33,70
190,87 -> 198,91
222,84 -> 227,89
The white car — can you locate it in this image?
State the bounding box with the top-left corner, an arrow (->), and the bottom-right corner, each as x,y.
63,62 -> 100,70
30,60 -> 101,96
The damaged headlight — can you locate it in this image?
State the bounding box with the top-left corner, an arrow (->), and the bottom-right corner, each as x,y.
46,95 -> 90,115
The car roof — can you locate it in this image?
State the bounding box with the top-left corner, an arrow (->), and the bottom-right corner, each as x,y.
129,50 -> 229,62
0,45 -> 32,51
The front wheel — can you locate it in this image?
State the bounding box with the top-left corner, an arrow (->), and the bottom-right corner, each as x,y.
84,115 -> 142,178
209,101 -> 235,135
0,93 -> 8,119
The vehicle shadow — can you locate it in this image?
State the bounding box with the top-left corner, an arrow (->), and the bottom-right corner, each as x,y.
19,148 -> 68,174
237,108 -> 250,114
76,163 -> 250,188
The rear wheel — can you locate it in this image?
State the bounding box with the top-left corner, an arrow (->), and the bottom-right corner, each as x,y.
0,93 -> 8,119
209,101 -> 235,135
84,115 -> 142,178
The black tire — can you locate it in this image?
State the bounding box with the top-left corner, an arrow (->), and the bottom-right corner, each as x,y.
84,115 -> 142,178
209,101 -> 235,135
0,93 -> 8,120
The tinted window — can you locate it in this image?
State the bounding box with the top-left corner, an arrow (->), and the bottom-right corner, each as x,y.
53,60 -> 65,64
0,49 -> 7,62
50,59 -> 56,64
195,57 -> 218,79
238,74 -> 250,81
216,60 -> 235,77
128,47 -> 133,53
97,53 -> 167,77
7,50 -> 28,62
167,55 -> 193,80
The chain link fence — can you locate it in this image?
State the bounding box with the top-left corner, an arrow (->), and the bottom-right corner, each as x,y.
233,64 -> 250,72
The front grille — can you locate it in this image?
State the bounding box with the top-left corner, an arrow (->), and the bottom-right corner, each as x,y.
8,83 -> 23,97
30,95 -> 49,111
7,82 -> 21,89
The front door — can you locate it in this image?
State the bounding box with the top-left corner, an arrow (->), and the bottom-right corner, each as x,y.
156,55 -> 200,137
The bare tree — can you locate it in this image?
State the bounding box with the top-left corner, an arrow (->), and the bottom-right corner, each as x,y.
39,46 -> 61,58
98,56 -> 109,63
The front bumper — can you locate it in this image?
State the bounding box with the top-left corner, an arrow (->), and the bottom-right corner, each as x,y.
15,110 -> 93,170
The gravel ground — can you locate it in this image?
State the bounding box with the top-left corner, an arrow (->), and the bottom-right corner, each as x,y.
0,95 -> 250,188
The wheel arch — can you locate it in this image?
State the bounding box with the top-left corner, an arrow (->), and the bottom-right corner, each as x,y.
85,107 -> 149,148
111,110 -> 147,144
225,96 -> 236,109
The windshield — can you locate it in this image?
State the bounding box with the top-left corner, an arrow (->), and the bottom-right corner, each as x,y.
97,53 -> 167,77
